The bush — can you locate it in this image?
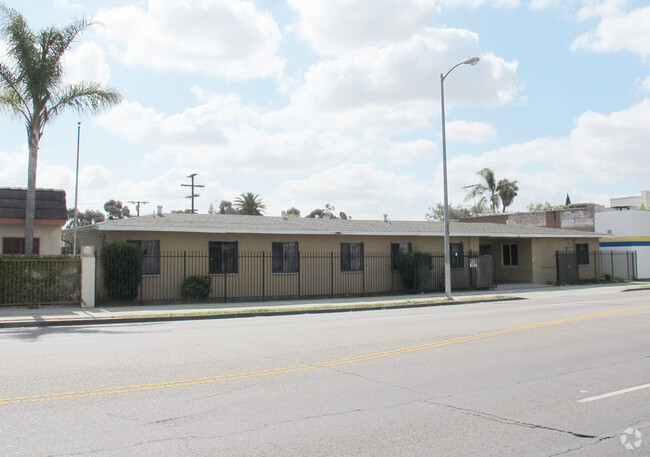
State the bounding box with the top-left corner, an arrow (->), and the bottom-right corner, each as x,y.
182,275 -> 211,299
101,242 -> 142,301
394,250 -> 433,291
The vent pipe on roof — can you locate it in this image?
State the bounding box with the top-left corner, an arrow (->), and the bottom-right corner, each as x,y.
157,205 -> 163,217
281,211 -> 287,220
383,214 -> 389,223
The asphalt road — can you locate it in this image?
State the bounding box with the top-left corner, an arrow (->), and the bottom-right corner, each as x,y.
1,288 -> 649,456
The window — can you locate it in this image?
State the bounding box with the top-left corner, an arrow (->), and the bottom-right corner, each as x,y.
209,241 -> 238,274
391,242 -> 412,270
272,242 -> 299,273
2,238 -> 40,254
576,243 -> 589,265
502,243 -> 519,267
341,242 -> 364,272
128,240 -> 160,275
450,243 -> 464,268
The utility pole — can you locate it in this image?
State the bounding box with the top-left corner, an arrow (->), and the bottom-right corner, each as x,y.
128,200 -> 150,217
181,173 -> 204,213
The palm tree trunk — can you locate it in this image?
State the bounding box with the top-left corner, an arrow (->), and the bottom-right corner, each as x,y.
25,124 -> 40,255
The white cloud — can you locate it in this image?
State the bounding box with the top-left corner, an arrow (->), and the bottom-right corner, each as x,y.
287,0 -> 441,55
278,162 -> 431,220
439,0 -> 520,7
641,76 -> 650,92
62,41 -> 111,85
572,3 -> 650,57
96,90 -> 363,175
268,30 -> 520,134
446,120 -> 496,142
96,0 -> 284,79
445,98 -> 650,209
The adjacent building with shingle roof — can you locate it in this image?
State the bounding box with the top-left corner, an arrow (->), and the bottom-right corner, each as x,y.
0,188 -> 67,255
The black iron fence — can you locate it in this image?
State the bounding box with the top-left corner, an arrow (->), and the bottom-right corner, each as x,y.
95,251 -> 495,305
556,250 -> 637,285
0,256 -> 81,306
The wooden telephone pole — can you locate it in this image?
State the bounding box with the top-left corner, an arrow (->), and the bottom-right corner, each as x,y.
181,173 -> 204,213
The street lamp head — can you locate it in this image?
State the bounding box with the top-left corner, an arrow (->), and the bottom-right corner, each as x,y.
463,56 -> 480,66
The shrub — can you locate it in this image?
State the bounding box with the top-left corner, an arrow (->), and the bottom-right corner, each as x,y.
394,250 -> 433,291
182,275 -> 211,299
101,242 -> 142,301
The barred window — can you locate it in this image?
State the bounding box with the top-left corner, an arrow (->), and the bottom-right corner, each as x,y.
450,243 -> 464,269
127,240 -> 160,275
576,243 -> 589,265
391,242 -> 412,270
272,242 -> 299,273
209,241 -> 238,274
341,242 -> 364,272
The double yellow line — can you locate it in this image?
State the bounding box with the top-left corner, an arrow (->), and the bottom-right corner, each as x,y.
2,306 -> 647,406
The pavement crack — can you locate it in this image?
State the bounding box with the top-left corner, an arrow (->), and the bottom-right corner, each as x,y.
425,400 -> 598,439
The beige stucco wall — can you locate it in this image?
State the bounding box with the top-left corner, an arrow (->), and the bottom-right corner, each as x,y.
0,223 -> 63,255
531,237 -> 600,284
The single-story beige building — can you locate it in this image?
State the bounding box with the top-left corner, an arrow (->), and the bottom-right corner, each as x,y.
66,212 -> 602,303
0,188 -> 67,255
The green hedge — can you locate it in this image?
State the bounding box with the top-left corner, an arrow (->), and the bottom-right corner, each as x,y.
393,250 -> 433,291
101,242 -> 142,301
0,256 -> 81,305
182,275 -> 211,299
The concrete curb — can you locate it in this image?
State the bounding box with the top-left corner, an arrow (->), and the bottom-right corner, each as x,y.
0,296 -> 523,329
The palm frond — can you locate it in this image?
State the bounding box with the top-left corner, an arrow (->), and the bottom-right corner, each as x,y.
49,82 -> 121,117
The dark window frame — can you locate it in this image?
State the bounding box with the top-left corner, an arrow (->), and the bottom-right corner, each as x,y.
127,239 -> 160,275
502,243 -> 519,267
450,242 -> 464,269
341,242 -> 364,272
390,242 -> 412,270
576,243 -> 589,265
272,242 -> 299,273
209,241 -> 239,274
2,237 -> 40,254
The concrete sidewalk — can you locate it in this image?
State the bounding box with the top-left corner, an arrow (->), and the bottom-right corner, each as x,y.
1,282 -> 647,328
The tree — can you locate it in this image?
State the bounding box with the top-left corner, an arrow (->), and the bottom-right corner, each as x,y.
286,207 -> 301,218
233,192 -> 266,216
0,5 -> 121,253
219,200 -> 234,214
425,203 -> 472,221
465,168 -> 499,213
104,199 -> 130,220
306,203 -> 337,218
65,208 -> 105,228
496,178 -> 519,213
526,202 -> 568,212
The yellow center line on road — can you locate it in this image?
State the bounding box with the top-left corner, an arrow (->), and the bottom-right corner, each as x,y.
2,305 -> 648,406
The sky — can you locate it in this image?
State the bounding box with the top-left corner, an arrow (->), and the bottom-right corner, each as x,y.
0,0 -> 648,221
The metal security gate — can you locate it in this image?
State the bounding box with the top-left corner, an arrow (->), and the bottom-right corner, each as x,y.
556,250 -> 637,285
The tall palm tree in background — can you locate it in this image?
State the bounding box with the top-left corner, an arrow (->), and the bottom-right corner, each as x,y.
466,168 -> 499,213
0,4 -> 121,254
234,192 -> 266,216
497,178 -> 519,213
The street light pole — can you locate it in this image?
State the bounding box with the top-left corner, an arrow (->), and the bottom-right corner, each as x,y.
440,56 -> 479,301
73,121 -> 81,255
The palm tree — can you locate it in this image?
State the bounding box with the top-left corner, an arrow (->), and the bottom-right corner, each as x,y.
465,168 -> 499,213
234,192 -> 266,216
496,179 -> 519,212
0,4 -> 121,253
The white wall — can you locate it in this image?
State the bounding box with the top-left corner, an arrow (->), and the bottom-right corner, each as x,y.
596,209 -> 650,279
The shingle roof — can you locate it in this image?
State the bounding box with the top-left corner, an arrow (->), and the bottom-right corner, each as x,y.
0,188 -> 67,220
74,212 -> 602,238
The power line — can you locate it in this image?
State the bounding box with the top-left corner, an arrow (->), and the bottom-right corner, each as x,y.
181,173 -> 204,213
128,200 -> 150,217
